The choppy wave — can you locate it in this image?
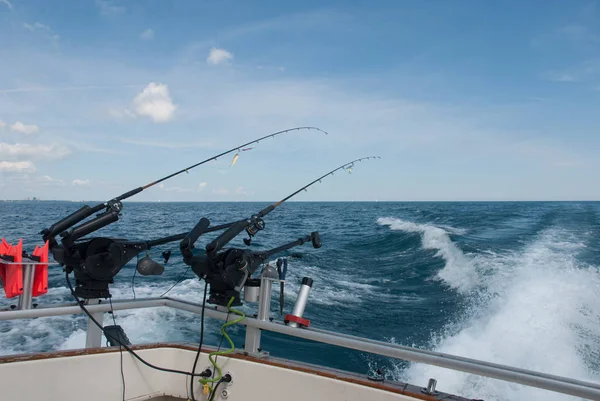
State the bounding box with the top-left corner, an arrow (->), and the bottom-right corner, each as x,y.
378,217 -> 600,400
377,217 -> 480,292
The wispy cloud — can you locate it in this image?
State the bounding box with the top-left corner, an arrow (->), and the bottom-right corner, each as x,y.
23,22 -> 60,41
10,122 -> 39,134
0,143 -> 70,160
545,72 -> 579,82
0,161 -> 35,173
117,137 -> 213,149
39,175 -> 66,186
72,179 -> 90,186
207,48 -> 233,65
559,24 -> 600,43
158,182 -> 207,193
235,186 -> 254,196
0,120 -> 6,128
0,84 -> 142,94
140,29 -> 154,40
96,0 -> 125,16
0,0 -> 12,10
212,188 -> 229,195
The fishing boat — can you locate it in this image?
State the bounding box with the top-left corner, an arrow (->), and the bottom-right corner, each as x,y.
0,130 -> 598,401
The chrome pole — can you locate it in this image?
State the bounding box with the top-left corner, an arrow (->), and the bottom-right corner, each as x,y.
17,263 -> 35,310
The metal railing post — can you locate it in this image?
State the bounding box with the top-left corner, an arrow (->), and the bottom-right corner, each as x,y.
17,263 -> 35,310
84,299 -> 104,348
244,277 -> 272,357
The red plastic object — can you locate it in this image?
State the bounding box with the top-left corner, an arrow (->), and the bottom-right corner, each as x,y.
284,314 -> 310,328
32,241 -> 49,296
0,238 -> 24,298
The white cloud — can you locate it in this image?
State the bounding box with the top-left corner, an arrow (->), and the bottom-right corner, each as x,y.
0,120 -> 6,128
140,29 -> 154,40
0,143 -> 71,160
132,82 -> 177,123
1,0 -> 12,10
207,48 -> 234,65
72,179 -> 90,186
96,0 -> 125,15
0,161 -> 35,173
10,122 -> 39,134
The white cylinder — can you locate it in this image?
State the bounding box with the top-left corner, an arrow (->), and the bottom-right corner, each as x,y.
289,277 -> 313,328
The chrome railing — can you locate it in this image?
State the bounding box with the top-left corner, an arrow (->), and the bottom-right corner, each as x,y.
1,259 -> 600,400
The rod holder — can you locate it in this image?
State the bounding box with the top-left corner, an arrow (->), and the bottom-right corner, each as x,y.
285,277 -> 313,328
243,279 -> 260,303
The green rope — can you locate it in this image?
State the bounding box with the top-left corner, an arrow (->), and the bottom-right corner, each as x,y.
199,297 -> 245,393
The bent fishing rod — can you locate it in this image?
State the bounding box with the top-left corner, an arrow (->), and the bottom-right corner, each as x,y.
125,156 -> 382,268
204,155 -> 381,252
40,126 -> 328,248
175,156 -> 381,306
139,155 -> 382,253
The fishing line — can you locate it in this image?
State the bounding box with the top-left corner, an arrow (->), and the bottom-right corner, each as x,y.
131,253 -> 140,300
159,266 -> 191,298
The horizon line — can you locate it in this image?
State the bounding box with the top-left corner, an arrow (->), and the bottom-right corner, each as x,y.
2,199 -> 599,203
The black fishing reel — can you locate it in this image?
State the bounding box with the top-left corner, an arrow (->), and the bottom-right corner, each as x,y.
180,218 -> 321,306
243,215 -> 265,246
58,237 -> 148,299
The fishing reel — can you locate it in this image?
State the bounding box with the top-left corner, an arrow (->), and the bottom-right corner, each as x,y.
243,215 -> 265,246
181,216 -> 321,306
57,237 -> 149,299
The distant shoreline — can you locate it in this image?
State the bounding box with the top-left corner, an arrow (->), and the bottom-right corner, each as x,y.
2,200 -> 599,203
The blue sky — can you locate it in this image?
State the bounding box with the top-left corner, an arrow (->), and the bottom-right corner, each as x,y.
0,0 -> 599,201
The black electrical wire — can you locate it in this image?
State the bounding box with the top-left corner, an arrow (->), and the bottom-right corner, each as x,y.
65,271 -> 207,378
190,281 -> 209,401
208,378 -> 225,401
109,297 -> 126,401
159,266 -> 190,298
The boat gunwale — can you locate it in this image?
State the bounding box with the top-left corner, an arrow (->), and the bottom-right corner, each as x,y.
0,342 -> 469,401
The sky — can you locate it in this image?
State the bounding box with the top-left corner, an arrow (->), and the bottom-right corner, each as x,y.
0,0 -> 599,201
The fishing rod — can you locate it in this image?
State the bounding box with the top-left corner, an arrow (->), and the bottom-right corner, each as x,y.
134,155 -> 382,256
40,126 -> 328,247
206,156 -> 381,252
41,126 -> 328,299
178,156 -> 381,306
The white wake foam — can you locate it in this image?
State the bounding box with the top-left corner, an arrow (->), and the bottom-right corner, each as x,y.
378,218 -> 600,400
377,217 -> 479,292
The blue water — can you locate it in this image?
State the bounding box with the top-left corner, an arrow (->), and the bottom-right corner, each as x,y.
1,201 -> 600,401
